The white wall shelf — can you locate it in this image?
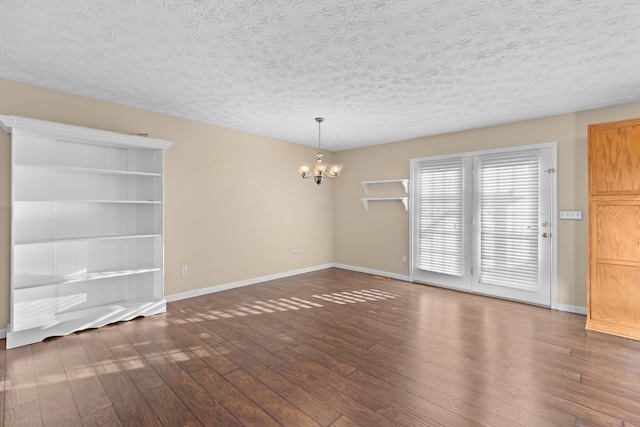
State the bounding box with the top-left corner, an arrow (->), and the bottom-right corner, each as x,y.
15,233 -> 162,245
16,268 -> 162,290
360,179 -> 409,211
15,164 -> 163,177
1,114 -> 172,349
15,200 -> 161,204
361,179 -> 409,194
361,197 -> 409,211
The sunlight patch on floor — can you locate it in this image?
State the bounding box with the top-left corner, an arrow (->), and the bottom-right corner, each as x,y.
312,289 -> 397,304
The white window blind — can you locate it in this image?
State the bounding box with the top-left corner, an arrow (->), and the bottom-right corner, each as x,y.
479,152 -> 539,290
418,158 -> 463,277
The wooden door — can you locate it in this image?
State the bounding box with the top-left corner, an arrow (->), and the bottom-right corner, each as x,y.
587,117 -> 640,340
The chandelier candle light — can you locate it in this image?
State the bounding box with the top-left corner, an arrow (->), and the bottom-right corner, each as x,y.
298,117 -> 343,185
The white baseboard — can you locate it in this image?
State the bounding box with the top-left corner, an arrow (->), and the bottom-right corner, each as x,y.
555,303 -> 587,315
0,328 -> 5,339
336,264 -> 587,315
166,264 -> 334,303
333,263 -> 411,282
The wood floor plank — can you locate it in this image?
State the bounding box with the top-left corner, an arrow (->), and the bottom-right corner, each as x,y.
278,346 -> 477,427
81,406 -> 123,427
143,384 -> 202,427
130,314 -> 206,372
576,418 -> 609,427
156,322 -> 238,375
243,315 -> 343,356
32,351 -> 82,427
540,383 -> 629,426
200,318 -> 287,369
29,340 -> 59,361
329,415 -> 362,427
279,308 -> 380,350
539,393 -> 624,427
97,325 -> 164,393
179,318 -> 227,346
281,339 -> 356,377
117,321 -> 242,426
134,316 -> 209,374
3,345 -> 38,414
213,340 -> 341,426
337,332 -> 577,426
276,315 -> 373,354
240,316 -> 356,376
224,320 -> 287,354
3,400 -> 42,427
4,268 -> 640,426
190,367 -> 279,427
76,330 -> 161,427
580,372 -> 640,404
276,360 -> 402,427
224,368 -> 321,426
346,368 -> 522,427
56,334 -> 111,418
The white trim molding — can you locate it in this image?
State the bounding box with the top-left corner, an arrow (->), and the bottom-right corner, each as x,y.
166,263 -> 412,305
555,304 -> 587,315
166,264 -> 334,303
333,263 -> 411,282
0,328 -> 6,339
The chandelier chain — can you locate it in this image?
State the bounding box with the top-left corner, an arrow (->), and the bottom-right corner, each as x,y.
315,117 -> 324,150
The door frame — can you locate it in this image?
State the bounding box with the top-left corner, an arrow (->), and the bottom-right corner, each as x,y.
409,142 -> 558,308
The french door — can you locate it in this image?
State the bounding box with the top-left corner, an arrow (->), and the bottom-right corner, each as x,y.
410,143 -> 556,306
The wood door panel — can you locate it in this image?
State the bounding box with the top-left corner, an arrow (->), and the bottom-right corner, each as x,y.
590,120 -> 640,195
592,263 -> 640,325
594,203 -> 640,262
588,117 -> 640,341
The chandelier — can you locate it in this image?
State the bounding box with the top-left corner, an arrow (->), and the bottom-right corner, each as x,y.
297,117 -> 343,185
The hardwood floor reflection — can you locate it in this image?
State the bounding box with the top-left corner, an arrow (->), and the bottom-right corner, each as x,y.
2,268 -> 640,426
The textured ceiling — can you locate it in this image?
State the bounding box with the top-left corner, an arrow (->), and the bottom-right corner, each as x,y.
1,1 -> 640,151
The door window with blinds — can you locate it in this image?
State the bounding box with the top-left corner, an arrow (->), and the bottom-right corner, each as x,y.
410,143 -> 556,306
415,157 -> 472,290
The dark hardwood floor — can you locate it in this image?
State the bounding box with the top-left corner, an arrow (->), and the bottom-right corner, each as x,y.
2,268 -> 640,426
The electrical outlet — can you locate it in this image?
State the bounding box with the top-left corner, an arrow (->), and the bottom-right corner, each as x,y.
181,266 -> 188,276
402,255 -> 407,263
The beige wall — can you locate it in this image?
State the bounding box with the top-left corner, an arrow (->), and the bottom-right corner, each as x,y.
2,77 -> 640,330
0,78 -> 335,330
333,103 -> 640,308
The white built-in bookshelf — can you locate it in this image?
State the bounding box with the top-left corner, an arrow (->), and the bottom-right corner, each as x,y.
0,115 -> 172,349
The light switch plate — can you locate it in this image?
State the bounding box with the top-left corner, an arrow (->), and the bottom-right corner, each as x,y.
559,210 -> 583,220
